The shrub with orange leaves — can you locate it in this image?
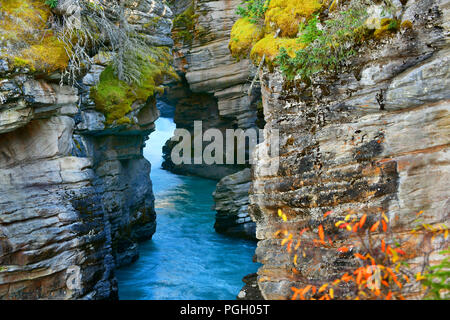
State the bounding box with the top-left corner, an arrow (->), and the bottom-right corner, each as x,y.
275,209 -> 449,300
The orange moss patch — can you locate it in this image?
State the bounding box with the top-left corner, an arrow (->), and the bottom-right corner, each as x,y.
0,0 -> 69,73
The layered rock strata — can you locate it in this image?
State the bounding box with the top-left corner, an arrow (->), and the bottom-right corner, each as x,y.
0,0 -> 172,299
249,0 -> 450,299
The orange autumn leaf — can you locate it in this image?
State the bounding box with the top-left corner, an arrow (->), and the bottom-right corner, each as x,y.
381,219 -> 387,232
291,287 -> 300,300
302,285 -> 312,296
381,239 -> 386,252
359,214 -> 367,228
356,270 -> 363,284
352,223 -> 358,233
287,240 -> 293,252
370,221 -> 380,232
354,253 -> 366,260
335,221 -> 345,227
386,246 -> 393,256
386,291 -> 393,300
318,225 -> 325,242
338,247 -> 349,253
323,210 -> 332,218
318,283 -> 328,293
394,279 -> 402,289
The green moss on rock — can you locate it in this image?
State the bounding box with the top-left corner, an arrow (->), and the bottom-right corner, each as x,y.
0,0 -> 69,73
264,0 -> 324,37
374,18 -> 401,39
250,34 -> 305,64
90,47 -> 178,126
172,5 -> 198,45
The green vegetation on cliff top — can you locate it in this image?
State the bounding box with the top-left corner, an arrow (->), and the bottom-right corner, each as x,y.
0,0 -> 178,127
230,0 -> 409,80
91,47 -> 178,125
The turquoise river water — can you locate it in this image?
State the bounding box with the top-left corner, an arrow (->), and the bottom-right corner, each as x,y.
116,116 -> 259,300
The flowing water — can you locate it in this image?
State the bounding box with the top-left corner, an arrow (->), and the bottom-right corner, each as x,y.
116,116 -> 259,300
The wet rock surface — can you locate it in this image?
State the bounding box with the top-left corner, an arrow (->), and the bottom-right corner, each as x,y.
163,0 -> 261,179
213,168 -> 256,240
236,273 -> 263,300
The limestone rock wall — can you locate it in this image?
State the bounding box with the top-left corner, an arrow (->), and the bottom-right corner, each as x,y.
249,0 -> 450,299
0,0 -> 172,299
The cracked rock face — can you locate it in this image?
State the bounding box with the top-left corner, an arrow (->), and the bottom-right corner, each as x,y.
0,82 -> 118,300
249,0 -> 450,300
0,0 -> 171,299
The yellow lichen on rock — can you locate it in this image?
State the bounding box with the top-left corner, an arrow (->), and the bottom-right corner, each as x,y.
250,34 -> 305,64
401,20 -> 413,29
373,18 -> 400,40
264,0 -> 324,37
20,36 -> 70,72
229,18 -> 264,59
0,0 -> 69,73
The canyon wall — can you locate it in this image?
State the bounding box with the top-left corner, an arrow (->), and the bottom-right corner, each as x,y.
165,0 -> 260,239
0,0 -> 172,299
249,0 -> 450,299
